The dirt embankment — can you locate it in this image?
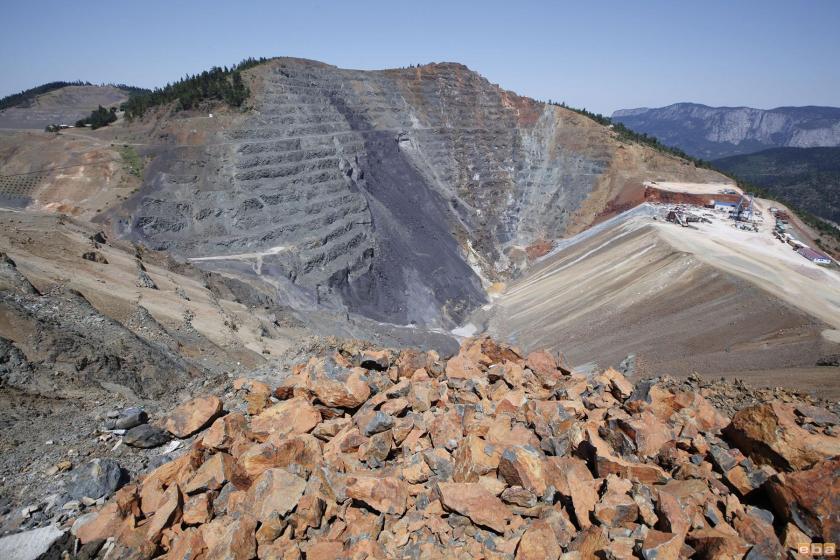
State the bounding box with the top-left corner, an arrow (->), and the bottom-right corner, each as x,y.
478,206 -> 840,396
642,186 -> 741,206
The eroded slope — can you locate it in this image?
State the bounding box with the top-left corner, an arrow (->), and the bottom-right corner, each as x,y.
477,205 -> 840,388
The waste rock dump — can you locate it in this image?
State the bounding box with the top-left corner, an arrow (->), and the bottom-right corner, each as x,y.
11,337 -> 840,559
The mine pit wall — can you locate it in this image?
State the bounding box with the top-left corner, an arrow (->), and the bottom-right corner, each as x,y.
111,59 -> 729,329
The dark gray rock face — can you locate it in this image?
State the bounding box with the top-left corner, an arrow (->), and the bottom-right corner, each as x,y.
123,424 -> 169,448
115,60 -> 644,327
110,408 -> 148,430
67,459 -> 126,501
612,103 -> 840,160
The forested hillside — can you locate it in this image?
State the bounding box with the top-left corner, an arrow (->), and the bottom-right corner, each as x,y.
714,146 -> 840,225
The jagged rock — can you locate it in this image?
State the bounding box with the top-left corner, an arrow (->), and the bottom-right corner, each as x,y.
123,424 -> 170,448
55,337 -> 840,559
359,411 -> 395,436
733,508 -> 783,559
345,474 -> 407,515
618,411 -> 673,458
205,515 -> 258,560
765,458 -> 840,542
501,486 -> 538,508
498,445 -> 547,494
145,483 -> 181,543
428,410 -> 462,449
423,447 -> 455,479
403,452 -> 433,484
250,397 -> 320,436
516,520 -> 561,560
202,412 -> 248,451
293,494 -> 326,531
68,458 -> 126,501
234,378 -> 273,415
168,526 -> 207,558
245,468 -> 307,521
594,485 -> 639,528
184,452 -> 235,493
708,445 -> 740,473
526,349 -> 562,387
359,349 -> 391,371
438,482 -> 512,533
568,525 -> 609,558
686,527 -> 750,559
239,433 -> 322,479
183,492 -> 212,525
794,403 -> 840,426
641,530 -> 683,560
303,356 -> 371,409
163,395 -> 224,438
452,434 -> 501,482
781,522 -> 812,550
136,269 -> 158,289
724,402 -> 840,471
306,540 -> 344,560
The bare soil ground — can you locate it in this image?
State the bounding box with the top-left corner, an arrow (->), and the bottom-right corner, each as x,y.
476,203 -> 840,398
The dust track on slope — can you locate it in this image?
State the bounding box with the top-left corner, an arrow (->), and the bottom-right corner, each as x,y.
477,204 -> 840,394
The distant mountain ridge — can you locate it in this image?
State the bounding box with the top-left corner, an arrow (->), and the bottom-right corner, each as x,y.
612,102 -> 840,160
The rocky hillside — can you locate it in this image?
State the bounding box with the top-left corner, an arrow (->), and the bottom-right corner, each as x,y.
100,58 -> 724,329
3,337 -> 838,559
714,146 -> 840,225
612,103 -> 840,160
0,85 -> 132,130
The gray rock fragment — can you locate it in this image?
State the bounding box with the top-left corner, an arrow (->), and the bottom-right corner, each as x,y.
67,458 -> 126,501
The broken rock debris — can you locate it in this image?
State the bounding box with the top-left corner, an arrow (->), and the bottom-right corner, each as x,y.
55,337 -> 840,558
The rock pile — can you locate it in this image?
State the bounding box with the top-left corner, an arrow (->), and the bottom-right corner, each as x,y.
64,338 -> 839,559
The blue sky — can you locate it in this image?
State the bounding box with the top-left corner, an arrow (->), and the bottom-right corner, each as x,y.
1,0 -> 838,115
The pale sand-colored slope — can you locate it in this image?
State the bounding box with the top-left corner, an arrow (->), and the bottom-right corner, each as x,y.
0,210 -> 307,368
657,204 -> 840,330
479,204 -> 840,395
646,181 -> 741,195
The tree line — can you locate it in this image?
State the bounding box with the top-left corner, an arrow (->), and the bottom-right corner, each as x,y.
545,100 -> 712,169
75,105 -> 118,129
1,81 -> 92,111
121,57 -> 269,120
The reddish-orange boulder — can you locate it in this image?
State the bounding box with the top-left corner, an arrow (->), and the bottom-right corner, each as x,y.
202,413 -> 248,451
724,402 -> 840,471
641,530 -> 683,560
766,458 -> 840,542
250,397 -> 320,437
498,445 -> 547,494
244,468 -> 307,522
163,396 -> 224,438
183,452 -> 235,494
515,519 -> 561,560
345,474 -> 408,515
438,482 -> 513,534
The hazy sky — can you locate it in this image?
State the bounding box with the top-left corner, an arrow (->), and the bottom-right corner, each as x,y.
2,0 -> 839,115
